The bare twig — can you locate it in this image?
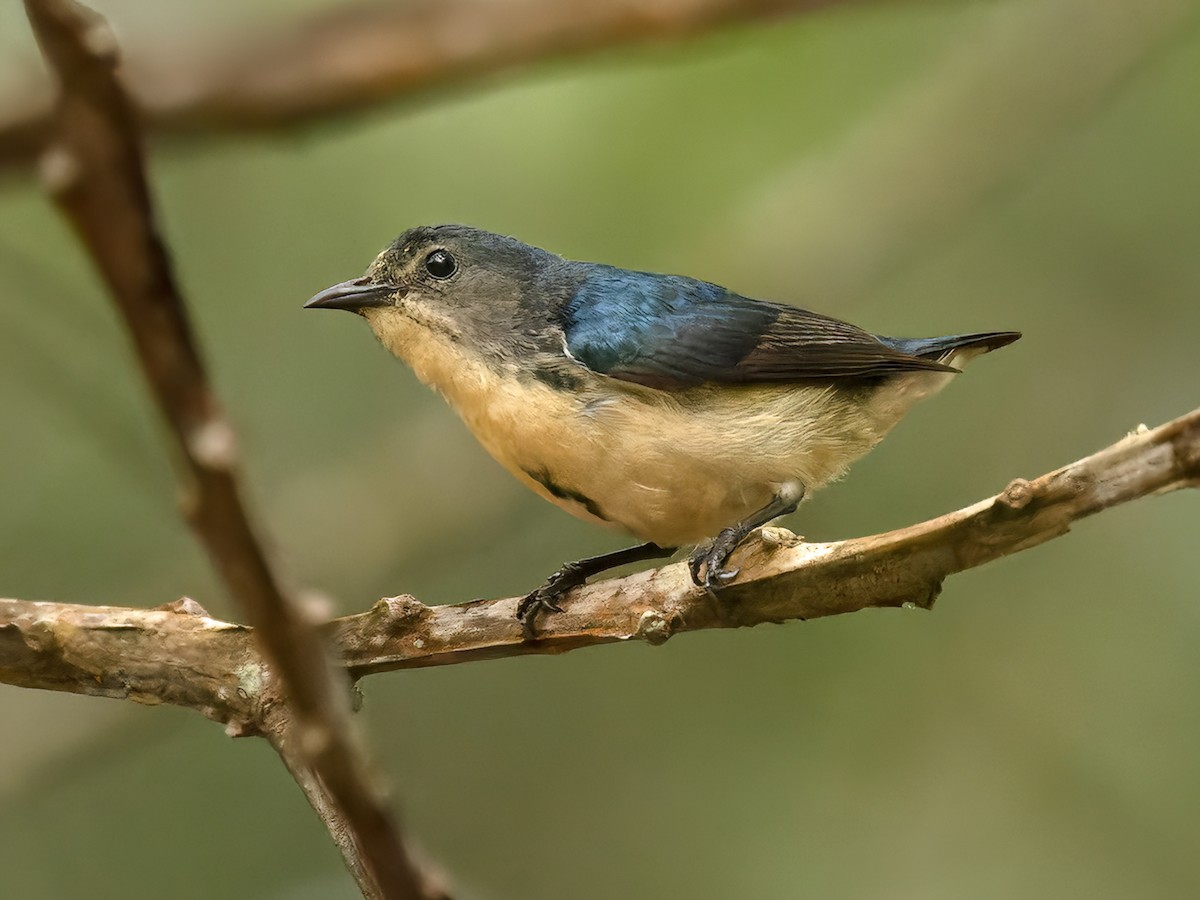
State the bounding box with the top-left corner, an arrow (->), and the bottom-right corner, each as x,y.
0,0 -> 861,170
5,406 -> 1197,701
270,734 -> 452,900
22,1 -> 430,896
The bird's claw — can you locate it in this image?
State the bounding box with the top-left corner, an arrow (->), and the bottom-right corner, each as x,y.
713,566 -> 741,584
516,562 -> 583,637
688,529 -> 744,591
516,592 -> 563,638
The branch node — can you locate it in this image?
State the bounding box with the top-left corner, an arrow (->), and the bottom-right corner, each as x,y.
81,18 -> 117,62
37,142 -> 79,194
155,595 -> 211,617
300,721 -> 334,758
635,608 -> 678,645
298,589 -> 337,626
372,595 -> 429,626
757,525 -> 803,549
17,616 -> 55,653
997,477 -> 1034,510
186,415 -> 239,471
224,718 -> 257,739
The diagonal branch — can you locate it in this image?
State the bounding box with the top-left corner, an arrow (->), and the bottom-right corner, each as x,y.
0,0 -> 864,171
4,406 -> 1197,702
21,1 -> 432,897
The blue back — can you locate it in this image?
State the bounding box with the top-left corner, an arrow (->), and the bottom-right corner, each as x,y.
561,265 -> 953,390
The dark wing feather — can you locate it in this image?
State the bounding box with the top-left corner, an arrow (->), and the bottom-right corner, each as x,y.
561,266 -> 952,391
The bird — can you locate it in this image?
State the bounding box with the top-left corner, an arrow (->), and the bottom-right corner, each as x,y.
306,225 -> 1019,633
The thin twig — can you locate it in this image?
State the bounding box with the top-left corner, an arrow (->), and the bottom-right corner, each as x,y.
5,406 -> 1197,701
21,1 -> 431,896
0,0 -> 861,171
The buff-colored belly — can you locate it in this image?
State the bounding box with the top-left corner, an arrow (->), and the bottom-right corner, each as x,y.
450,374 -> 903,546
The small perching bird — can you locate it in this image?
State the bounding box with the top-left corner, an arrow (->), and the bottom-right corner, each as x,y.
307,225 -> 1019,632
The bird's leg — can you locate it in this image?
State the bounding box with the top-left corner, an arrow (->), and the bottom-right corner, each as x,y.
518,541 -> 677,636
689,484 -> 805,590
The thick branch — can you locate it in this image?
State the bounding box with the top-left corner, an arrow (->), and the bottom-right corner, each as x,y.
0,597 -> 261,723
22,1 -> 429,897
5,407 -> 1196,699
0,0 -> 860,170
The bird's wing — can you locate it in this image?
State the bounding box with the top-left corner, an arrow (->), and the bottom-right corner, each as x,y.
561,267 -> 954,391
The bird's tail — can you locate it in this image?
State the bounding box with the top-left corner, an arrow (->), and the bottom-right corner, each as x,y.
879,331 -> 1021,369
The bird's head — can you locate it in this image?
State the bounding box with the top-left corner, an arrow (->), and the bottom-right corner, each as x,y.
305,224 -> 571,360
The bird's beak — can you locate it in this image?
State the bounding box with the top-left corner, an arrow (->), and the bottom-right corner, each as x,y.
304,277 -> 399,312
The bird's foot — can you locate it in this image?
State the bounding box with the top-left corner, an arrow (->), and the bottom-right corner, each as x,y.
688,528 -> 745,591
516,561 -> 587,637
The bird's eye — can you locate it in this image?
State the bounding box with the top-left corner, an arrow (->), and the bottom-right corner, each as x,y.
424,249 -> 457,279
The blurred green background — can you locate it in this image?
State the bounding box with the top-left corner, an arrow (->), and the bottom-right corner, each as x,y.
2,0 -> 1199,897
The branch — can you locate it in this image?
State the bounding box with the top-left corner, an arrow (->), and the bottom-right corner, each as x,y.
5,407 -> 1197,699
0,596 -> 259,719
0,0 -> 861,171
22,1 -> 431,896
